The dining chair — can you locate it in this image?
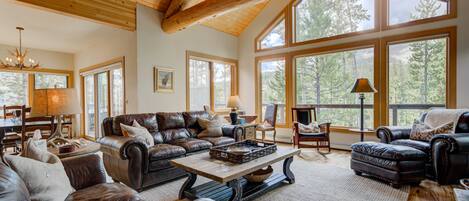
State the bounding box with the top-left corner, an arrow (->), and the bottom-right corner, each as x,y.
61,115 -> 73,139
256,104 -> 278,143
291,106 -> 331,152
20,109 -> 55,149
1,105 -> 26,153
3,105 -> 23,119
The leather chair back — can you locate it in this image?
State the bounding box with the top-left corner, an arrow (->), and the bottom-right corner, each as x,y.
156,112 -> 191,143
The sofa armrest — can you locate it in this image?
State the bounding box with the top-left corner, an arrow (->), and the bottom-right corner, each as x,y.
222,125 -> 243,141
431,133 -> 469,153
62,154 -> 107,190
376,126 -> 411,144
98,136 -> 149,160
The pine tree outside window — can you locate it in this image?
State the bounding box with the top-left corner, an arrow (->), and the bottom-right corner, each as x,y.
34,73 -> 68,89
256,13 -> 286,51
388,0 -> 449,26
0,72 -> 28,116
259,59 -> 286,124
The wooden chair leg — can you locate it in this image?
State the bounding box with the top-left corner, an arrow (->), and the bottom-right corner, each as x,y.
273,130 -> 277,143
262,131 -> 265,142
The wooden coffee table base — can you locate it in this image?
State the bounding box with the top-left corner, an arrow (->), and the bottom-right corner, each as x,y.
179,157 -> 295,201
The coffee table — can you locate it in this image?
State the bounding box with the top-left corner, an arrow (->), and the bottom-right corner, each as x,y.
171,147 -> 300,201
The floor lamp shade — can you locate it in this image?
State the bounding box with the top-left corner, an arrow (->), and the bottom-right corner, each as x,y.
31,88 -> 81,116
350,78 -> 377,93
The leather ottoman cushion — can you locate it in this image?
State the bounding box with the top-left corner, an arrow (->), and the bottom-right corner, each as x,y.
200,137 -> 235,146
351,152 -> 425,172
149,144 -> 186,161
65,183 -> 143,201
351,142 -> 427,161
391,139 -> 431,153
169,138 -> 212,153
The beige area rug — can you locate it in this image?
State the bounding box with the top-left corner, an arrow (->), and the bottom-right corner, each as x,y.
139,152 -> 409,201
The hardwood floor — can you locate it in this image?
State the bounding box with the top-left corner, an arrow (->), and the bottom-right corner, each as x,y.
291,146 -> 456,201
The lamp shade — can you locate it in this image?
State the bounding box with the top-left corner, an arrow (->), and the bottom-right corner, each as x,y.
31,88 -> 81,116
227,96 -> 241,109
350,78 -> 377,93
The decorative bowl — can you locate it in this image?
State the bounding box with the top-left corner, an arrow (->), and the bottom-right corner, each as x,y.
244,165 -> 273,183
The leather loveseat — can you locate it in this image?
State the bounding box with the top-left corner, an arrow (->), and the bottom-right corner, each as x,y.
376,111 -> 469,184
98,111 -> 242,191
0,154 -> 143,201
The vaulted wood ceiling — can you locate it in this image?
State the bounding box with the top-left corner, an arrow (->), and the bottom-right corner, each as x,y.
137,0 -> 269,36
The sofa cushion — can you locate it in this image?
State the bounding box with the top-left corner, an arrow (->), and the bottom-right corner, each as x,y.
160,128 -> 192,142
149,144 -> 186,161
200,137 -> 235,146
120,121 -> 155,147
351,142 -> 427,161
391,139 -> 431,153
112,114 -> 158,136
156,112 -> 185,130
65,183 -> 143,201
0,163 -> 30,201
169,138 -> 212,153
183,111 -> 210,130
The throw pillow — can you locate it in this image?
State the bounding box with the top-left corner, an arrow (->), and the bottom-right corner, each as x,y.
120,121 -> 155,147
5,141 -> 75,201
298,122 -> 320,133
410,121 -> 454,142
197,117 -> 223,138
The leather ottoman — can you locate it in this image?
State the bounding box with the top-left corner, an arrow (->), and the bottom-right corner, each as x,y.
351,142 -> 427,188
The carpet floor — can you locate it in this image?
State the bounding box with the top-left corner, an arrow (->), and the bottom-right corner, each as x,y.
139,151 -> 409,201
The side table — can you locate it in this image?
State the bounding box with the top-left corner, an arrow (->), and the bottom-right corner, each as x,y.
237,124 -> 258,140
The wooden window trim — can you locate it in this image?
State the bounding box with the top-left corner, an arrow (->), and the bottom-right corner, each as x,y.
186,51 -> 239,112
379,26 -> 457,126
290,0 -> 381,47
254,9 -> 288,52
79,57 -> 126,140
381,0 -> 457,31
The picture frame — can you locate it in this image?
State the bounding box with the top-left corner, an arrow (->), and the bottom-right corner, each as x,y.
154,67 -> 175,93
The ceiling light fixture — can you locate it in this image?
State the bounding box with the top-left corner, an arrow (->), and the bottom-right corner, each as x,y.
0,27 -> 39,69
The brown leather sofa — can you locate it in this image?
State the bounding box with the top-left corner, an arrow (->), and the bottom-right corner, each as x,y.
0,154 -> 143,201
99,111 -> 243,191
376,112 -> 469,184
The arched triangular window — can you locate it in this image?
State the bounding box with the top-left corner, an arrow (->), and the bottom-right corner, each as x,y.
256,13 -> 286,51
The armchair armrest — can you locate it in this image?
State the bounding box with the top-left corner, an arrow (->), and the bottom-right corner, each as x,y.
319,123 -> 331,136
430,133 -> 469,184
98,136 -> 149,160
62,154 -> 106,190
222,125 -> 243,141
376,126 -> 411,144
431,133 -> 469,153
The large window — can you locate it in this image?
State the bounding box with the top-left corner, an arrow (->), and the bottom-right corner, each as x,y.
187,51 -> 237,112
0,72 -> 28,112
258,59 -> 286,124
295,47 -> 375,128
256,14 -> 286,51
388,37 -> 448,126
294,0 -> 375,43
34,73 -> 68,89
388,0 -> 451,26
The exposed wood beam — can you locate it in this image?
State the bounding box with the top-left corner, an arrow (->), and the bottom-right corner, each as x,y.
161,0 -> 267,33
165,0 -> 185,18
16,0 -> 137,31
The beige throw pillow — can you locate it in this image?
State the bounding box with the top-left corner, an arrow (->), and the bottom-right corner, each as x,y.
410,121 -> 454,142
120,120 -> 155,147
197,118 -> 223,138
5,138 -> 75,201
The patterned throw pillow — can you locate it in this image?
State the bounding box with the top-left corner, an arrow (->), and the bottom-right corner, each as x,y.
197,117 -> 223,138
120,120 -> 155,147
410,121 -> 454,142
298,122 -> 320,133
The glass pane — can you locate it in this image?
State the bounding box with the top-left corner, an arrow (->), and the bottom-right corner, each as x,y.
189,59 -> 211,110
213,63 -> 231,110
84,75 -> 95,138
34,74 -> 67,89
296,48 -> 374,128
97,72 -> 109,138
389,0 -> 448,25
0,72 -> 28,115
260,19 -> 285,49
111,68 -> 124,116
260,59 -> 286,124
388,38 -> 447,126
295,0 -> 375,42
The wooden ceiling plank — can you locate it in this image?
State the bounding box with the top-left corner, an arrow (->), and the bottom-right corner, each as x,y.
16,0 -> 136,31
162,0 -> 268,33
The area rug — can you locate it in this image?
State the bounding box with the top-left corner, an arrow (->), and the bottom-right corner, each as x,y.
139,154 -> 409,201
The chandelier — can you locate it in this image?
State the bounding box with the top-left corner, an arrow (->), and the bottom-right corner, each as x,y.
0,27 -> 39,69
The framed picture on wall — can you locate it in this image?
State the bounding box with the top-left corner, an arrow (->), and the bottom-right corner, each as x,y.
154,67 -> 175,93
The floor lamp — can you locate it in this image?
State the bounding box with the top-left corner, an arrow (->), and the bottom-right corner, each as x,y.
351,78 -> 377,141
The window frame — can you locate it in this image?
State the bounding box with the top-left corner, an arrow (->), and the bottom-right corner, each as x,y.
33,73 -> 70,89
291,0 -> 380,47
186,51 -> 238,112
382,0 -> 458,31
255,10 -> 289,52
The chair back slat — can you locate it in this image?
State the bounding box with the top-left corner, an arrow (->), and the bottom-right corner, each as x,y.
21,107 -> 54,147
3,105 -> 25,119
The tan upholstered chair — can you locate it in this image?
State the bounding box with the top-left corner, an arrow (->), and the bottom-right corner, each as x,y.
257,104 -> 278,143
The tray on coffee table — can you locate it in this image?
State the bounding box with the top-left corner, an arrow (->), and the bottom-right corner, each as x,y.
209,140 -> 277,164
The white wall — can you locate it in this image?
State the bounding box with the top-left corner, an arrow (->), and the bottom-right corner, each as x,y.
238,0 -> 469,149
136,5 -> 238,112
0,44 -> 74,70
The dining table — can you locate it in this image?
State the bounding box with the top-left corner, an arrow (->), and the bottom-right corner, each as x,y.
0,118 -> 71,155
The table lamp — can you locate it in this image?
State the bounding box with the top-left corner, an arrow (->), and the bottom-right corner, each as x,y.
31,88 -> 81,147
227,96 -> 241,125
350,78 -> 377,140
